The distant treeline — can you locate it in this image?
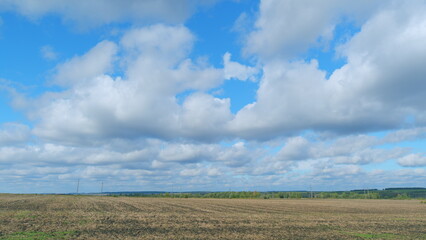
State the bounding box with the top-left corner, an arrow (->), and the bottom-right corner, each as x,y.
107,188 -> 426,200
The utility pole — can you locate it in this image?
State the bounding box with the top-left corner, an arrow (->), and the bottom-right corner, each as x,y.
310,185 -> 313,198
76,179 -> 80,194
101,181 -> 104,193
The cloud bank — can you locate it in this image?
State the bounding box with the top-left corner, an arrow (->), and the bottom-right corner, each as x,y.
1,0 -> 426,193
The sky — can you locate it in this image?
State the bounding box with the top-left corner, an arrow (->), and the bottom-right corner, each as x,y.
1,0 -> 426,194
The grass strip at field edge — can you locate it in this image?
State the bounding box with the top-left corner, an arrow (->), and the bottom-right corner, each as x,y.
0,230 -> 77,240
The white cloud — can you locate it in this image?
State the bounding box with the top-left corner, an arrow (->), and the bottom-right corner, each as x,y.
230,60 -> 332,139
30,25 -> 224,143
270,133 -> 412,165
274,136 -> 311,161
0,123 -> 30,146
53,41 -> 117,87
122,25 -> 223,92
223,52 -> 258,81
207,167 -> 222,176
245,0 -> 380,59
332,148 -> 406,165
334,1 -> 426,111
22,1 -> 426,144
180,93 -> 233,140
158,143 -> 215,163
121,24 -> 193,57
0,139 -> 260,187
313,164 -> 362,179
3,0 -> 426,193
232,0 -> 426,140
398,154 -> 426,167
0,0 -> 218,28
0,129 -> 424,192
180,168 -> 203,177
383,127 -> 426,143
272,167 -> 426,191
216,142 -> 263,168
0,141 -> 157,167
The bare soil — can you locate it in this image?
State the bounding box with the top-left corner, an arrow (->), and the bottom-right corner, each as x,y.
0,194 -> 425,239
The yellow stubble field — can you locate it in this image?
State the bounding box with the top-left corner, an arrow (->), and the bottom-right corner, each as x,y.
0,194 -> 425,239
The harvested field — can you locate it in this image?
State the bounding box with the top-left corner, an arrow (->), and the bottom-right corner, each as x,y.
0,194 -> 425,239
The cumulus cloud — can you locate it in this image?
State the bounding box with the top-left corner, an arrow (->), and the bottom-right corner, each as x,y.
158,143 -> 215,163
216,142 -> 263,168
271,131 -> 417,166
274,136 -> 311,161
3,0 -> 426,192
18,1 -> 426,145
245,0 -> 381,59
53,41 -> 117,87
0,0 -> 218,28
30,24 -> 225,143
232,0 -> 426,139
180,93 -> 233,140
230,60 -> 334,139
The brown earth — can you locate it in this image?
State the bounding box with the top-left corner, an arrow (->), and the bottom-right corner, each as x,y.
0,194 -> 425,239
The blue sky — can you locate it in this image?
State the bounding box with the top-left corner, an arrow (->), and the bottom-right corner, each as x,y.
1,0 -> 426,193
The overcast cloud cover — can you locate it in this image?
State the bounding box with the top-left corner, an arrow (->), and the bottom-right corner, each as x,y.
1,0 -> 426,193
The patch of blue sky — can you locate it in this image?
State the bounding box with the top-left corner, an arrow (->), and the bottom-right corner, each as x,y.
0,12 -> 120,97
0,13 -> 54,89
186,0 -> 258,67
403,115 -> 416,126
138,0 -> 260,114
0,80 -> 29,124
369,129 -> 392,138
304,19 -> 361,78
219,79 -> 258,113
0,97 -> 26,123
297,129 -> 321,142
175,89 -> 197,105
180,0 -> 262,114
379,140 -> 426,154
362,160 -> 403,172
0,12 -> 127,125
290,168 -> 311,177
175,74 -> 259,114
262,144 -> 282,155
370,129 -> 426,153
